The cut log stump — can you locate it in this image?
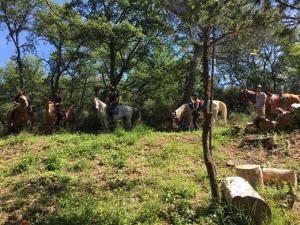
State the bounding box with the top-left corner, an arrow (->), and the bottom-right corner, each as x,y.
263,168 -> 298,189
235,164 -> 264,188
222,176 -> 272,225
240,135 -> 277,150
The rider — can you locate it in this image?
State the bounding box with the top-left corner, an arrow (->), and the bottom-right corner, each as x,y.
255,85 -> 267,119
14,89 -> 27,105
107,85 -> 119,120
52,89 -> 64,126
12,89 -> 30,117
190,92 -> 204,129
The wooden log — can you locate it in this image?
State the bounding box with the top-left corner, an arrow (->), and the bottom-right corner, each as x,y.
258,118 -> 278,131
241,135 -> 277,150
245,122 -> 256,133
289,103 -> 300,121
262,168 -> 298,189
235,164 -> 264,188
275,109 -> 296,129
222,177 -> 271,224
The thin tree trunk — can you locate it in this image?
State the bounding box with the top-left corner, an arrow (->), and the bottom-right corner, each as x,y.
183,44 -> 201,103
15,38 -> 24,89
79,77 -> 88,112
201,26 -> 220,203
209,28 -> 215,156
109,38 -> 116,86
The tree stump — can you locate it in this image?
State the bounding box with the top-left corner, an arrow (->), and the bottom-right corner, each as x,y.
235,164 -> 264,188
222,177 -> 271,224
262,168 -> 298,189
240,135 -> 277,150
276,111 -> 296,129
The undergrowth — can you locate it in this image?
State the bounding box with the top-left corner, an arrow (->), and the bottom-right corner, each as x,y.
0,123 -> 299,224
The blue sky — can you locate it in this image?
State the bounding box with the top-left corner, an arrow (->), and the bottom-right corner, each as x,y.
0,0 -> 67,67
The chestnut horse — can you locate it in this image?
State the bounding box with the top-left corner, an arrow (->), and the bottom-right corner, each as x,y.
7,95 -> 29,133
46,101 -> 76,133
240,88 -> 300,117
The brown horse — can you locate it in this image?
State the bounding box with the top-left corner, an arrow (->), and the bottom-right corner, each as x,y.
240,88 -> 300,117
63,109 -> 76,131
46,101 -> 76,133
7,95 -> 29,133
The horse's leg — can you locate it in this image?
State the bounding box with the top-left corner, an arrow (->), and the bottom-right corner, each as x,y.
102,118 -> 109,132
188,115 -> 193,131
212,110 -> 217,127
125,117 -> 132,131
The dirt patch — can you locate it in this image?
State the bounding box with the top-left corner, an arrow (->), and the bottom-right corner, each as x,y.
137,134 -> 199,148
0,141 -> 50,162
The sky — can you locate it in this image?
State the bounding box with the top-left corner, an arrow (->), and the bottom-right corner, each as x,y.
0,0 -> 67,67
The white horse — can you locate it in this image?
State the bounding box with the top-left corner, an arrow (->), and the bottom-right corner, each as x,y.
172,100 -> 227,130
93,97 -> 141,131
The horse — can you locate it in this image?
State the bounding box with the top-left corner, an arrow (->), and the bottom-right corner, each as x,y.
240,88 -> 300,117
7,95 -> 29,133
46,101 -> 76,133
93,97 -> 141,132
172,100 -> 227,131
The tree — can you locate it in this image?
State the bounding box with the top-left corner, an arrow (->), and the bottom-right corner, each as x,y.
0,0 -> 42,89
71,0 -> 170,87
167,0 -> 270,203
34,2 -> 86,94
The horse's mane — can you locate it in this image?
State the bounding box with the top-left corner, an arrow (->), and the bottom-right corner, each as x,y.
175,103 -> 189,119
19,95 -> 29,107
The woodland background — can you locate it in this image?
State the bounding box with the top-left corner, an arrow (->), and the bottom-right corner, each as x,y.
1,0 -> 300,131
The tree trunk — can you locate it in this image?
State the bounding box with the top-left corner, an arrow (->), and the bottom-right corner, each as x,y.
222,176 -> 272,224
201,26 -> 220,202
235,164 -> 264,188
109,38 -> 116,86
15,39 -> 24,89
54,47 -> 62,93
182,44 -> 201,103
262,168 -> 297,188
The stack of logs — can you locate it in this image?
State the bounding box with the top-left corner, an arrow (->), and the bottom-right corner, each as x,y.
247,103 -> 300,132
222,164 -> 298,224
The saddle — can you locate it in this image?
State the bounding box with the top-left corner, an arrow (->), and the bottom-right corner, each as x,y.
108,105 -> 119,118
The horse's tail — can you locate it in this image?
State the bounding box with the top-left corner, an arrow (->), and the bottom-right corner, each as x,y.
218,101 -> 227,124
132,107 -> 141,125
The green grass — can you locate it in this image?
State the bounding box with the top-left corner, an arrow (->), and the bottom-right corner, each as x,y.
0,124 -> 299,225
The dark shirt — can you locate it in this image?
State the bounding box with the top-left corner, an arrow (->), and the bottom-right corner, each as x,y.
108,90 -> 119,105
53,95 -> 62,109
14,94 -> 22,103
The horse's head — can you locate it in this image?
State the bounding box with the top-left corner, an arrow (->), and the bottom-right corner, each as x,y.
48,101 -> 55,113
239,87 -> 247,97
239,88 -> 255,105
93,96 -> 100,111
19,95 -> 28,108
93,96 -> 106,112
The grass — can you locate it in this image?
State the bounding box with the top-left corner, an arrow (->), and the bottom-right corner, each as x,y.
0,123 -> 299,225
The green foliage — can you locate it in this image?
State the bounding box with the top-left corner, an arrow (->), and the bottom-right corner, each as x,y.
10,155 -> 37,175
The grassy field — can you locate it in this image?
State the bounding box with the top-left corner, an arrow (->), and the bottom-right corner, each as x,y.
0,123 -> 299,225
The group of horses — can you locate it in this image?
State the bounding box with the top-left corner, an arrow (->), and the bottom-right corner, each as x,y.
6,95 -> 141,134
172,88 -> 300,131
6,96 -> 76,134
6,88 -> 300,134
239,88 -> 300,117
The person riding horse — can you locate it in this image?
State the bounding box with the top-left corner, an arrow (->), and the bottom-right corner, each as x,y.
14,89 -> 27,105
107,86 -> 119,120
190,92 -> 204,129
12,89 -> 30,117
52,89 -> 64,126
